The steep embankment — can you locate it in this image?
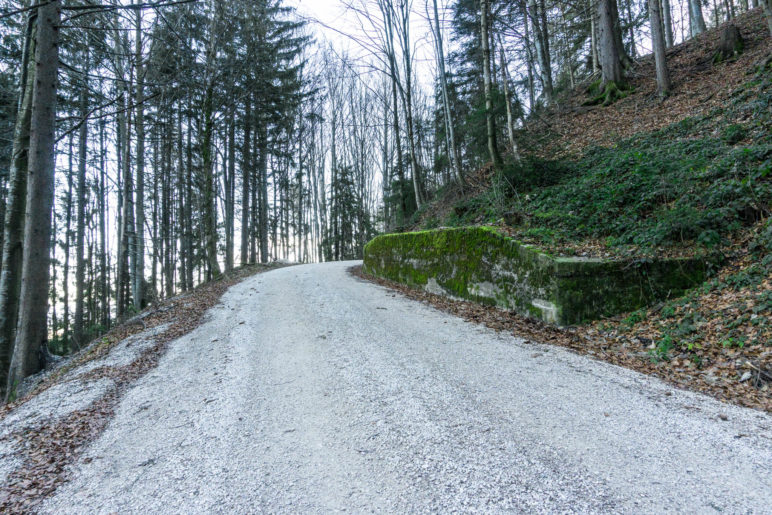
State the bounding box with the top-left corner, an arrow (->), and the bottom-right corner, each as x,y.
416,10 -> 772,231
384,10 -> 772,409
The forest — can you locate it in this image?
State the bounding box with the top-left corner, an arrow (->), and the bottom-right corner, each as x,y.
0,0 -> 770,402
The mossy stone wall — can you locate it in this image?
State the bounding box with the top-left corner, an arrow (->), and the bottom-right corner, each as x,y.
363,227 -> 715,326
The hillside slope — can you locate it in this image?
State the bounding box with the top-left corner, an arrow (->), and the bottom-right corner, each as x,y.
404,10 -> 771,410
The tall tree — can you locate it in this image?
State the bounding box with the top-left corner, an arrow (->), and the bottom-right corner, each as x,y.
528,0 -> 553,103
762,0 -> 772,36
392,0 -> 426,208
430,0 -> 464,185
0,12 -> 35,398
480,0 -> 503,167
596,0 -> 626,89
650,0 -> 672,97
6,0 -> 61,397
661,0 -> 675,47
200,0 -> 222,277
73,47 -> 89,349
133,4 -> 147,307
689,0 -> 707,36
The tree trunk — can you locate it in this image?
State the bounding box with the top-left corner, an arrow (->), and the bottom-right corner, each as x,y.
515,0 -> 536,110
528,0 -> 553,102
661,0 -> 675,47
399,18 -> 425,209
650,0 -> 672,97
589,0 -> 599,73
0,13 -> 35,399
624,0 -> 637,57
184,113 -> 194,288
200,2 -> 221,277
116,79 -> 132,317
241,97 -> 251,265
164,113 -> 174,297
381,1 -> 424,210
762,0 -> 772,37
498,37 -> 521,161
250,124 -> 258,263
73,49 -> 89,350
481,0 -> 503,168
390,59 -> 407,223
689,0 -> 707,36
225,118 -> 235,272
176,106 -> 188,291
133,6 -> 146,309
432,0 -> 464,185
7,0 -> 61,397
201,82 -> 221,276
725,0 -> 736,20
98,119 -> 108,329
597,0 -> 626,86
63,138 -> 72,349
258,124 -> 269,263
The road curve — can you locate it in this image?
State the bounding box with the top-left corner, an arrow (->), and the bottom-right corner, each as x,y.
44,261 -> 772,513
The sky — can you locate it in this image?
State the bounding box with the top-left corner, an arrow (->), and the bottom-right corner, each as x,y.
290,0 -> 442,87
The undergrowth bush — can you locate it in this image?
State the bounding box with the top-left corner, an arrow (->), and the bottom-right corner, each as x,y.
446,115 -> 771,252
422,66 -> 772,260
427,69 -> 772,255
518,126 -> 771,249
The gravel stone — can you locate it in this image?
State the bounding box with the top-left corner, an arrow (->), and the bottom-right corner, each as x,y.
41,261 -> 772,513
73,323 -> 170,377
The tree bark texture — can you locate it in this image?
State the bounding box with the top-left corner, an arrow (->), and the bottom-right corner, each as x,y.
7,1 -> 61,397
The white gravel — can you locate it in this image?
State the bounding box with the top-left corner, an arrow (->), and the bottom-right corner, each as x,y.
73,323 -> 170,377
0,378 -> 117,485
0,323 -> 170,486
42,261 -> 772,513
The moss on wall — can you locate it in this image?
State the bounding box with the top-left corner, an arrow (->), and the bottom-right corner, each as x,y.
363,227 -> 717,326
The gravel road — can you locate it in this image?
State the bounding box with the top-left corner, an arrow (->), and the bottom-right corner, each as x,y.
43,261 -> 772,514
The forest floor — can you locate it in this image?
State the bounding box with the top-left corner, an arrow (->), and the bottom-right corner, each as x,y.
0,263 -> 286,513
406,10 -> 772,412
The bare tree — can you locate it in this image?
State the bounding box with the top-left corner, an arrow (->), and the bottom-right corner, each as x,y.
133,3 -> 148,306
73,48 -> 89,349
498,35 -> 521,161
429,0 -> 463,185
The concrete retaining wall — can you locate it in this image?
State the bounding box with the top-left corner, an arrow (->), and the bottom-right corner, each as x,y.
362,227 -> 716,326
